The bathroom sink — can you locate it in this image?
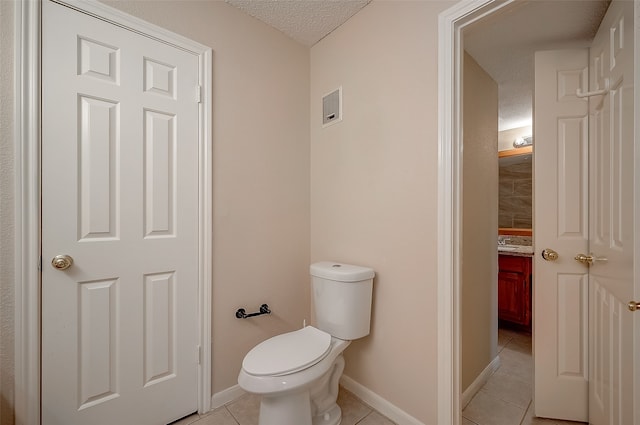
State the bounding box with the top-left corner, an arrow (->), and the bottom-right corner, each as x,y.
498,246 -> 518,251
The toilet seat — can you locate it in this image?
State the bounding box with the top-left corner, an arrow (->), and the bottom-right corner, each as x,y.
242,326 -> 331,377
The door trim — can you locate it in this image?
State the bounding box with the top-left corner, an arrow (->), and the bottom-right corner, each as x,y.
15,1 -> 213,423
436,1 -> 516,424
632,4 -> 640,424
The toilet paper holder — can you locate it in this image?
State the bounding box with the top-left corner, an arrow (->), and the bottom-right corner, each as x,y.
236,304 -> 271,319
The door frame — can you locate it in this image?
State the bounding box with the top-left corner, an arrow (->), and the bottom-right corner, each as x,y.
14,1 -> 213,423
438,1 -> 640,424
437,1 -> 517,423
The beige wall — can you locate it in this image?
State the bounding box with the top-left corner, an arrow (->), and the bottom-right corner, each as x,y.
310,1 -> 450,422
461,52 -> 499,392
1,0 -> 311,407
0,1 -> 15,424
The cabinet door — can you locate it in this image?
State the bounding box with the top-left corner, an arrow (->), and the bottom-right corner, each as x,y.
498,271 -> 525,324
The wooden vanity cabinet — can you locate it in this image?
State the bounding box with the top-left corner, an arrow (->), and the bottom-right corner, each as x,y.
498,254 -> 532,328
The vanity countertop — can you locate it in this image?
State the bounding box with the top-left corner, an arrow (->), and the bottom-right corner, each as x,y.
498,245 -> 534,257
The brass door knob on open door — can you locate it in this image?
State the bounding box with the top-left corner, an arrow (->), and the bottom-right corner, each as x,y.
541,249 -> 559,261
575,253 -> 608,266
51,254 -> 73,270
628,301 -> 640,312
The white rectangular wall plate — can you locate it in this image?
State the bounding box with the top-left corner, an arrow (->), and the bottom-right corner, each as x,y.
322,86 -> 342,127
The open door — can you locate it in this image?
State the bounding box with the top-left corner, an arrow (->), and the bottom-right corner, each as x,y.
587,1 -> 635,423
534,0 -> 636,422
533,48 -> 589,422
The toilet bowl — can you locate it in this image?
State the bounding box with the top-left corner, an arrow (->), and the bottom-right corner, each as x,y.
237,262 -> 375,425
238,326 -> 350,425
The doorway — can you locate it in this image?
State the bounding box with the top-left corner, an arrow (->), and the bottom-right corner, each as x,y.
437,1 -> 620,424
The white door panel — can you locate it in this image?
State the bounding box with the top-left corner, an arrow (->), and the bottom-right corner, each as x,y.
588,1 -> 635,424
42,1 -> 200,424
534,1 -> 636,422
534,49 -> 589,422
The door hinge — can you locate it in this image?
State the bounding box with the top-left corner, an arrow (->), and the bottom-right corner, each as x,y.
38,256 -> 42,271
196,85 -> 202,104
197,345 -> 202,365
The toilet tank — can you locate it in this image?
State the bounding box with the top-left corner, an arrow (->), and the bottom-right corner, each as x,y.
310,262 -> 375,340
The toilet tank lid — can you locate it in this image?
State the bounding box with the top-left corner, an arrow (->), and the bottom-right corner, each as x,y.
310,262 -> 375,282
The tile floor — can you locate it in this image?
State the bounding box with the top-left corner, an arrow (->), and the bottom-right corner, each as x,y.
172,329 -> 586,425
170,387 -> 396,425
462,327 -> 587,425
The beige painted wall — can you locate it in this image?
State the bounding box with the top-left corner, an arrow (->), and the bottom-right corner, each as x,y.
310,1 -> 451,422
461,52 -> 499,392
0,1 -> 15,424
1,0 -> 311,408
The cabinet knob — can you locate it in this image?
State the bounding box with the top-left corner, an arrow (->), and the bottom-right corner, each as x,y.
541,249 -> 559,261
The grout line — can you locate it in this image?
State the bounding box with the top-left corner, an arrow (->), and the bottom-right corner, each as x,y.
226,405 -> 241,425
518,399 -> 533,425
461,410 -> 474,424
223,405 -> 241,425
355,410 -> 372,424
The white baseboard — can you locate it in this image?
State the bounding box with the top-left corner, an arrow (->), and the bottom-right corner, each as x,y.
340,375 -> 424,425
461,355 -> 501,409
211,384 -> 246,409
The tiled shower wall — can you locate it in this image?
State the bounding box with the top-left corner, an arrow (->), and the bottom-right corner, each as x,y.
498,159 -> 532,229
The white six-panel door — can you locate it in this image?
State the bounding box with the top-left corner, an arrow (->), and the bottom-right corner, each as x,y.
534,1 -> 635,422
42,1 -> 200,424
588,1 -> 635,423
534,49 -> 590,422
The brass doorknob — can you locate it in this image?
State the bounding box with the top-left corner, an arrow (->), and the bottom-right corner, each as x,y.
575,253 -> 593,265
575,253 -> 608,266
51,254 -> 73,270
628,301 -> 640,312
542,249 -> 559,261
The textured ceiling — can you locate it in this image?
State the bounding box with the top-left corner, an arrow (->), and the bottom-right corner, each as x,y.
464,0 -> 610,131
225,0 -> 372,46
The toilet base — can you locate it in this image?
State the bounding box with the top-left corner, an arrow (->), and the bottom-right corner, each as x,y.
258,392 -> 342,425
259,391 -> 312,425
312,404 -> 341,425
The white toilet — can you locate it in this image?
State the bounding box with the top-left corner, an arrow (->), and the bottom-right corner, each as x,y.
238,261 -> 375,425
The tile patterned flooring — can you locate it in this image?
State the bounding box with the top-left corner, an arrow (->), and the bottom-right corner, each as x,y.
171,387 -> 396,425
463,328 -> 587,425
172,328 -> 586,425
